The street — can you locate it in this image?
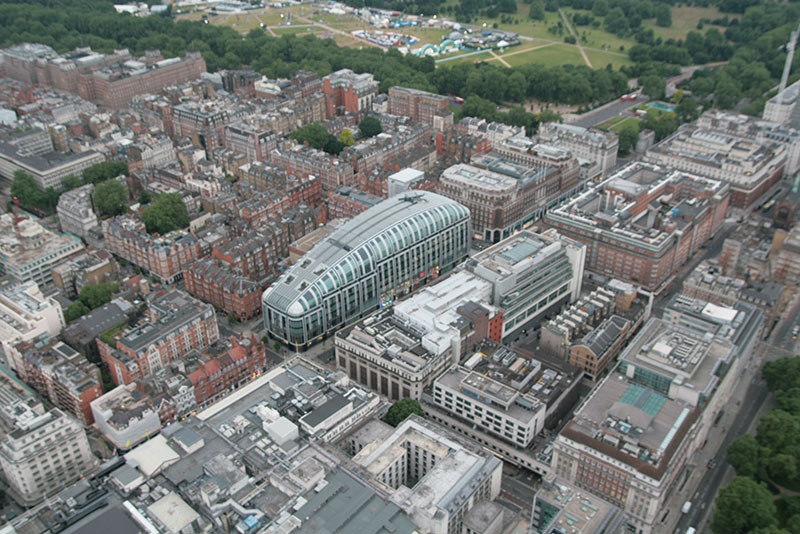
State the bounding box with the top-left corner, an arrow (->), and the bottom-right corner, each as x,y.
567,96 -> 644,129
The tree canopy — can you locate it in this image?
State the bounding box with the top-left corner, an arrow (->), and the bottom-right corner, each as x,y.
141,193 -> 190,235
82,161 -> 129,185
359,117 -> 383,138
92,179 -> 127,217
289,123 -> 344,155
711,477 -> 777,534
385,399 -> 425,427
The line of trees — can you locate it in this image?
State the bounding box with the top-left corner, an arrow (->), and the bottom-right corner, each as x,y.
0,0 -> 630,110
9,161 -> 129,215
714,356 -> 800,534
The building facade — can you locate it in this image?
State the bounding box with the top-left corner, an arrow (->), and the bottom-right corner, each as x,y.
543,163 -> 730,291
538,122 -> 619,177
98,291 -> 219,386
0,281 -> 65,373
262,192 -> 471,346
0,403 -> 95,505
322,69 -> 379,116
467,229 -> 586,339
57,184 -> 98,239
102,216 -> 204,283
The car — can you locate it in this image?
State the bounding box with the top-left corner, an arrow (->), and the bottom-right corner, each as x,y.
707,459 -> 717,469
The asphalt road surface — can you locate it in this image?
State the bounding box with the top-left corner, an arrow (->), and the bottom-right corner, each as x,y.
567,96 -> 644,128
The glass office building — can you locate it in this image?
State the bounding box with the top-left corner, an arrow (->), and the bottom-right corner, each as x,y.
263,191 -> 471,346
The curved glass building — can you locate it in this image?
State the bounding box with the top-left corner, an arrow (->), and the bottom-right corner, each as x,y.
263,191 -> 471,346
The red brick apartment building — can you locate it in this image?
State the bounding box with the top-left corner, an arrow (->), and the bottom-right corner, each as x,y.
388,86 -> 452,129
101,216 -> 204,283
543,163 -> 731,291
15,337 -> 102,425
183,259 -> 263,320
322,69 -> 379,116
98,290 -> 219,386
188,336 -> 266,406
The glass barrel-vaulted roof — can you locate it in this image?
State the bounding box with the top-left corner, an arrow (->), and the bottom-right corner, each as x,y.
262,191 -> 470,318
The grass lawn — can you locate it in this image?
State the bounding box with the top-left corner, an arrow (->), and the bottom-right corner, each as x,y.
472,11 -> 564,41
501,43 -> 584,67
445,51 -> 494,64
215,13 -> 265,33
272,25 -> 321,35
609,116 -> 640,132
584,49 -> 633,69
644,6 -> 730,41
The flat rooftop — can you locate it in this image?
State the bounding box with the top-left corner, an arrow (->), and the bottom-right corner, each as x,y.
535,473 -> 627,534
563,373 -> 695,477
294,468 -> 417,534
618,317 -> 733,403
440,163 -> 517,192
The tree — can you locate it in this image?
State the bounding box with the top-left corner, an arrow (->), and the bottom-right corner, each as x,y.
538,109 -> 562,123
767,454 -> 797,482
11,171 -> 46,212
654,4 -> 672,27
727,434 -> 764,479
711,477 -> 777,534
359,116 -> 382,138
529,0 -> 545,20
62,175 -> 83,190
591,0 -> 608,16
676,96 -> 699,122
65,301 -> 90,323
617,121 -> 640,156
79,282 -> 118,310
640,74 -> 666,100
227,313 -> 236,325
385,398 -> 424,427
93,179 -> 127,217
138,190 -> 153,205
273,341 -> 281,351
141,193 -> 190,235
757,409 -> 800,455
82,161 -> 129,185
339,128 -> 356,146
290,123 -> 332,150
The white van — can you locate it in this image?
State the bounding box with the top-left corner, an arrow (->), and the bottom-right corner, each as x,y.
682,501 -> 692,514
686,528 -> 696,534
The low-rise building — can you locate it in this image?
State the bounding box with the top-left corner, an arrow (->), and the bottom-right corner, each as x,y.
553,295 -> 762,534
183,258 -> 263,321
644,121 -> 786,208
0,129 -> 104,190
388,86 -> 453,131
187,336 -> 266,407
0,402 -> 95,505
52,248 -> 118,298
568,315 -> 631,380
327,186 -> 382,219
56,184 -> 98,239
0,281 -> 65,374
322,69 -> 379,116
98,290 -> 219,386
91,383 -> 161,450
538,122 -> 618,178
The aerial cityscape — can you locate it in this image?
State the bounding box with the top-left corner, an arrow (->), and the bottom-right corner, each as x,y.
0,1 -> 798,533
